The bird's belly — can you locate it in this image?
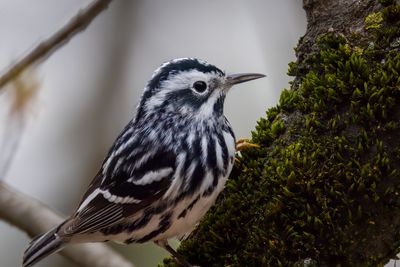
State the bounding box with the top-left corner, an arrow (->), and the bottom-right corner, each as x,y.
155,143 -> 235,240
102,175 -> 227,245
165,161 -> 234,240
105,192 -> 221,244
156,194 -> 217,240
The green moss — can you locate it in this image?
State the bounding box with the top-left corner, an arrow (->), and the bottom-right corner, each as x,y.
365,12 -> 384,30
163,3 -> 400,267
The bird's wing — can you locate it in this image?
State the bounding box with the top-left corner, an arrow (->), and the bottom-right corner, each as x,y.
63,128 -> 177,236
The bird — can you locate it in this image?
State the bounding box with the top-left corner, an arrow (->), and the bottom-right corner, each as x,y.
22,58 -> 265,267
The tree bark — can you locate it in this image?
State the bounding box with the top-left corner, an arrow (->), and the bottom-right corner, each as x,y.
164,0 -> 400,266
300,0 -> 378,57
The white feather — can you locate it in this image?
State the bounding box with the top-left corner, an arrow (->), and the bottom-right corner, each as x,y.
128,168 -> 173,185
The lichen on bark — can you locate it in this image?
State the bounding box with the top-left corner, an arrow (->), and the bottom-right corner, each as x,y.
163,0 -> 400,266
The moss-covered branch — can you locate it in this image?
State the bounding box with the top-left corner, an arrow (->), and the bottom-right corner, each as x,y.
164,0 -> 400,266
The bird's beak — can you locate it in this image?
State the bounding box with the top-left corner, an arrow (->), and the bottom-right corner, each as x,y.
226,73 -> 266,86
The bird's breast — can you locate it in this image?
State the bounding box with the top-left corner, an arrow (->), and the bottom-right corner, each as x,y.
169,126 -> 235,231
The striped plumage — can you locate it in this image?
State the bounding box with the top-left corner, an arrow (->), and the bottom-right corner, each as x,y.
23,58 -> 264,267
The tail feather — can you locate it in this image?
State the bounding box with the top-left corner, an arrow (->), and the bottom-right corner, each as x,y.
23,227 -> 66,267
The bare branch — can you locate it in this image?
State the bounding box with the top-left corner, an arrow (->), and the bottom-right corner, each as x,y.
0,181 -> 135,267
0,0 -> 113,89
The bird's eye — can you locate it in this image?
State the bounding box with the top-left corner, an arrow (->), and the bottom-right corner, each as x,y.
192,81 -> 207,93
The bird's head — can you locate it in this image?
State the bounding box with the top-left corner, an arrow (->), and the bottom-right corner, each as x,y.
135,58 -> 265,121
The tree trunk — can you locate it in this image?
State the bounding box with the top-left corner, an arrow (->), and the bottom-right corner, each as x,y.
164,0 -> 400,266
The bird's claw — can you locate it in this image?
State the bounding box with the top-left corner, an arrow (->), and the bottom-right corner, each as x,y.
235,138 -> 260,163
235,138 -> 260,152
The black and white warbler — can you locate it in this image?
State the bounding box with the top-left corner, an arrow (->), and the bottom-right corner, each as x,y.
22,58 -> 265,267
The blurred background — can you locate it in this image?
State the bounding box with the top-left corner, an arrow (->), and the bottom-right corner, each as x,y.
0,1 -> 307,266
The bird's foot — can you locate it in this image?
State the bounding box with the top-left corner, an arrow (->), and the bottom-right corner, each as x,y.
235,138 -> 260,163
235,138 -> 260,152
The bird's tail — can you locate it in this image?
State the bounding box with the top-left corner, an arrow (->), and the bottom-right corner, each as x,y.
22,226 -> 66,267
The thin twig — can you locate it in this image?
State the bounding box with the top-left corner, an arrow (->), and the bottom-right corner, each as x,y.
0,181 -> 135,267
0,0 -> 113,89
